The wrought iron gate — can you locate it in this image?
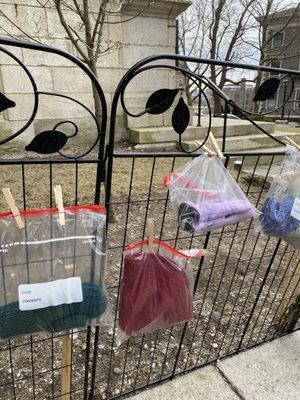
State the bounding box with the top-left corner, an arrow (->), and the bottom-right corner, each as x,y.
0,38 -> 299,400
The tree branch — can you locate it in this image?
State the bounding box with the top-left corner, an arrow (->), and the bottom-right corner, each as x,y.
54,0 -> 89,62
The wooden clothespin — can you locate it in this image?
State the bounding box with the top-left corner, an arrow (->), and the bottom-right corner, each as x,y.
2,188 -> 24,229
202,144 -> 216,156
54,185 -> 65,226
208,131 -> 224,158
284,136 -> 300,151
191,141 -> 215,156
147,218 -> 154,251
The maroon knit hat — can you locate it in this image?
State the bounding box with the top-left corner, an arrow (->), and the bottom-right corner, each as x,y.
118,240 -> 205,336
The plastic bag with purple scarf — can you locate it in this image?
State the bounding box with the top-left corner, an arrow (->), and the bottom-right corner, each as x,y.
164,153 -> 258,234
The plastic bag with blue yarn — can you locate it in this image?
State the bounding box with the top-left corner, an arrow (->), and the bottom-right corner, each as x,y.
258,145 -> 300,249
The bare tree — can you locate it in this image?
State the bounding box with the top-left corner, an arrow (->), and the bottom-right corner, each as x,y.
0,0 -> 156,120
177,0 -> 211,104
178,0 -> 257,115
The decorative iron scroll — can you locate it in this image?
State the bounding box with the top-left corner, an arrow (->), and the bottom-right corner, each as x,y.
0,38 -> 107,161
114,57 -> 297,154
0,39 -> 299,157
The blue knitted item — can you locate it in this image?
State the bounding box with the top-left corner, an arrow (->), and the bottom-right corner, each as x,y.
0,282 -> 107,339
260,196 -> 300,237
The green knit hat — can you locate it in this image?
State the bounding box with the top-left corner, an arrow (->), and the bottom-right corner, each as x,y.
0,282 -> 107,339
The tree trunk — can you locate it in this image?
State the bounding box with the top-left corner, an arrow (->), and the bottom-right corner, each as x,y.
88,61 -> 102,122
88,60 -> 118,223
253,71 -> 263,113
213,92 -> 222,116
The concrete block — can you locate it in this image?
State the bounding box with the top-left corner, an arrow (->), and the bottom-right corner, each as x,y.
168,18 -> 177,47
128,126 -> 202,143
0,46 -> 23,66
125,69 -> 172,92
126,103 -> 193,129
6,92 -> 95,121
0,120 -> 16,143
46,8 -> 78,39
22,39 -> 75,67
108,14 -> 122,43
6,94 -> 35,122
52,67 -> 92,93
134,141 -> 177,151
235,147 -> 285,167
121,44 -> 173,69
16,5 -> 48,37
36,92 -> 95,120
51,65 -> 120,100
191,117 -> 274,137
96,49 -> 121,69
218,331 -> 300,400
122,16 -> 169,46
120,0 -> 191,19
0,120 -> 34,150
123,92 -> 153,108
33,117 -> 100,146
2,65 -> 53,93
96,68 -> 124,93
0,0 -> 38,5
129,366 -> 239,400
127,110 -> 163,128
0,5 -> 22,37
275,125 -> 300,133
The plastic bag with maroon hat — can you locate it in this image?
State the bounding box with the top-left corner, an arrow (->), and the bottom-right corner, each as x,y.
117,239 -> 206,343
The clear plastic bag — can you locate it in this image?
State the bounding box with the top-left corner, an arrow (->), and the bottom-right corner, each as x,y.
165,153 -> 257,234
0,205 -> 111,340
258,145 -> 300,249
117,240 -> 206,343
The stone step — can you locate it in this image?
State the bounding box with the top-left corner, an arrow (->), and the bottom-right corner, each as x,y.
128,120 -> 274,144
233,147 -> 286,167
180,130 -> 300,153
133,142 -> 177,151
239,163 -> 283,187
275,125 -> 300,133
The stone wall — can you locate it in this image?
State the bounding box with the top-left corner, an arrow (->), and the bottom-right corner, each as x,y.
0,1 -> 191,148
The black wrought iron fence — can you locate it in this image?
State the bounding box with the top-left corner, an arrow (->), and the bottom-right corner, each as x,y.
0,38 -> 299,400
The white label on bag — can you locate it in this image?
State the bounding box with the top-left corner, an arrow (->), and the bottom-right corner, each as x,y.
18,277 -> 83,311
291,197 -> 300,222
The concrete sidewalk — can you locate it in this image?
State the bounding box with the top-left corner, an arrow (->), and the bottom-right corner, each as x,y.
130,331 -> 300,400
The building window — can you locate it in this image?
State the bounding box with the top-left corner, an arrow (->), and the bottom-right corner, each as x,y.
295,89 -> 300,109
273,32 -> 284,47
269,60 -> 281,77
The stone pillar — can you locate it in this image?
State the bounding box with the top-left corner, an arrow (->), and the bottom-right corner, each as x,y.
120,0 -> 192,142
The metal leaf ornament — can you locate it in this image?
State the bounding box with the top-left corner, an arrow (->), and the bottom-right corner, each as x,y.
145,88 -> 179,114
0,93 -> 16,112
172,97 -> 190,135
25,130 -> 69,154
253,78 -> 280,102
